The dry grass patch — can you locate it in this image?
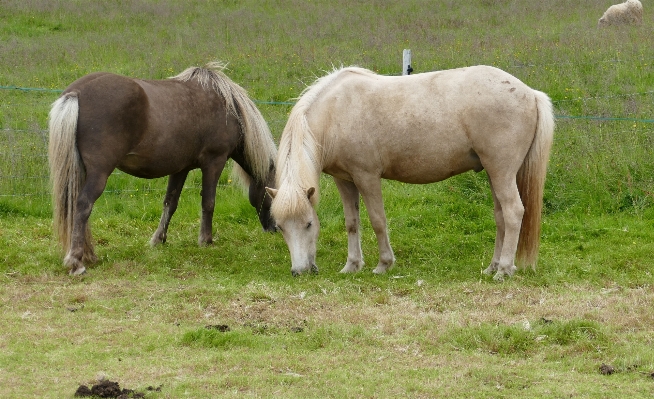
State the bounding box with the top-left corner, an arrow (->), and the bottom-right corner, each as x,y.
2,268 -> 654,397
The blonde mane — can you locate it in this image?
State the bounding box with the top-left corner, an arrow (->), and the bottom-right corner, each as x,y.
172,62 -> 276,184
272,66 -> 373,219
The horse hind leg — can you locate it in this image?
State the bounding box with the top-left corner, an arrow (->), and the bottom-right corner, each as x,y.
334,177 -> 364,273
65,172 -> 109,275
485,174 -> 524,281
150,170 -> 189,246
483,177 -> 505,275
355,176 -> 395,274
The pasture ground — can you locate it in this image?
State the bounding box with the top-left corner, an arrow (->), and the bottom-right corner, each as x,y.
2,1 -> 654,397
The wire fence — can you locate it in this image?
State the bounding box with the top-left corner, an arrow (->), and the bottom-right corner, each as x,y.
4,85 -> 654,122
2,121 -> 646,200
2,74 -> 654,200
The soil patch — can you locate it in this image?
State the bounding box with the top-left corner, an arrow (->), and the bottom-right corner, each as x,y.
74,379 -> 161,398
599,364 -> 615,375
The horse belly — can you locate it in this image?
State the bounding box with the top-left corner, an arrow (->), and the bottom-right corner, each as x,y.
381,147 -> 482,184
370,113 -> 483,184
117,149 -> 197,178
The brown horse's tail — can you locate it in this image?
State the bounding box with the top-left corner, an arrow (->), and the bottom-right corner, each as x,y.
48,92 -> 88,256
515,90 -> 555,269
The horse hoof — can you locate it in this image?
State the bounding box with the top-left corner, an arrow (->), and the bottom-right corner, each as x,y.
372,265 -> 389,274
492,271 -> 505,281
493,266 -> 516,281
69,266 -> 87,276
64,253 -> 87,276
339,261 -> 363,273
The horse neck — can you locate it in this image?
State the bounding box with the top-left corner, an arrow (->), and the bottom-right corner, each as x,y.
276,114 -> 323,206
231,147 -> 273,187
173,64 -> 276,184
276,67 -> 367,200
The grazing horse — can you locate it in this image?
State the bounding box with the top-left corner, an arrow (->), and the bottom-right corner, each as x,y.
266,65 -> 554,280
49,62 -> 277,275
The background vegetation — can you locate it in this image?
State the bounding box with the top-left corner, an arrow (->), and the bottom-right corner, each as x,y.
1,0 -> 653,397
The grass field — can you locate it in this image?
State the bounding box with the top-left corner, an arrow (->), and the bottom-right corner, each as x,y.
1,0 -> 654,397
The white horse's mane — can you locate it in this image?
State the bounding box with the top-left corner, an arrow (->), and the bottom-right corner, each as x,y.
172,62 -> 276,185
272,66 -> 376,219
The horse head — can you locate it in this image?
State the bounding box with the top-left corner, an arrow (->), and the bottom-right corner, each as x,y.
266,186 -> 319,276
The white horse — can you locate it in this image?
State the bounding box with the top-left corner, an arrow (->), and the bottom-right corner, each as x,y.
266,65 -> 554,280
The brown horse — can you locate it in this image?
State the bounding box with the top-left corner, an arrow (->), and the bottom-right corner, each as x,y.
48,63 -> 277,275
267,65 -> 554,280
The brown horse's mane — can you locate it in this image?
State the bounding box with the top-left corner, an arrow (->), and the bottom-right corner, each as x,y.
172,62 -> 276,185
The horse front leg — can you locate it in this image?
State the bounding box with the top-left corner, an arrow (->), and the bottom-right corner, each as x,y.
150,170 -> 189,246
198,158 -> 227,245
64,172 -> 108,275
355,176 -> 395,274
334,177 -> 364,273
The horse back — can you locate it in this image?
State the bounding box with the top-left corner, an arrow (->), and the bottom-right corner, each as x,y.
67,73 -> 239,178
313,66 -> 538,184
124,78 -> 240,176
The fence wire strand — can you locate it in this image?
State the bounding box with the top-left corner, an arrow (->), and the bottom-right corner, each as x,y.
3,64 -> 654,198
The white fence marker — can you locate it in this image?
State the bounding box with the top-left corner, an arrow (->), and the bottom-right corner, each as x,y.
402,49 -> 413,75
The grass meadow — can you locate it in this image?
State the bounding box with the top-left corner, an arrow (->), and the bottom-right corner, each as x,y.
2,0 -> 654,397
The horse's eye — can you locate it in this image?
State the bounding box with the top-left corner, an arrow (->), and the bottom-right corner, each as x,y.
306,221 -> 312,229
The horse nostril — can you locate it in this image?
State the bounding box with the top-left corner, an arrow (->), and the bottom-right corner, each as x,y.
291,270 -> 299,277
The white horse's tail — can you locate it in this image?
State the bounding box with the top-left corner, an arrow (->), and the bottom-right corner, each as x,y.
48,92 -> 89,256
515,90 -> 555,269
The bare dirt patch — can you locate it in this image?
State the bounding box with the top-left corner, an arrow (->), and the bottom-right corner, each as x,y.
599,364 -> 615,375
74,379 -> 161,398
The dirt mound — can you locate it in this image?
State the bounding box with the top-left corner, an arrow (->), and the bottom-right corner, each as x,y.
74,379 -> 161,398
599,364 -> 615,375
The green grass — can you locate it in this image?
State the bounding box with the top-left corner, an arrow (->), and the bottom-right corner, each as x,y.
2,0 -> 654,397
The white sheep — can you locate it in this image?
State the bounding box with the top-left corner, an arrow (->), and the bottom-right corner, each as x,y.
598,0 -> 643,27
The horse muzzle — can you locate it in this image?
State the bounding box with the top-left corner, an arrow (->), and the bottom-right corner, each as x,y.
291,262 -> 319,277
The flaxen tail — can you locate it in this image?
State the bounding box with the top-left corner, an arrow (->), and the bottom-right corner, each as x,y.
48,92 -> 89,256
515,90 -> 555,269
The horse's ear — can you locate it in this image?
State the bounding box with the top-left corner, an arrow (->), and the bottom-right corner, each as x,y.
306,187 -> 316,200
265,187 -> 278,199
